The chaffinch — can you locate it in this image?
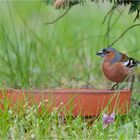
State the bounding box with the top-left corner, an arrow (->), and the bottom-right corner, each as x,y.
96,47 -> 140,89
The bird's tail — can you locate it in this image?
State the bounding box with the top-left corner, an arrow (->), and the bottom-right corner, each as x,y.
136,60 -> 140,65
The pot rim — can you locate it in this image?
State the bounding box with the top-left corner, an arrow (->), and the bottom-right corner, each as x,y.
0,88 -> 131,94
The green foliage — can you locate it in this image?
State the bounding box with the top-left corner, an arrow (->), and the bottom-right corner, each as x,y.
0,1 -> 140,89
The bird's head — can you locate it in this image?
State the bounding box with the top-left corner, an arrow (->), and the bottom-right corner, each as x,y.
96,47 -> 122,63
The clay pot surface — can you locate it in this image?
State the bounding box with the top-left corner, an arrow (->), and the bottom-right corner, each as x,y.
0,89 -> 131,116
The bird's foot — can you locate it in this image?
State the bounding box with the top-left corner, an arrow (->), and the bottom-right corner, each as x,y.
110,83 -> 119,90
111,83 -> 126,90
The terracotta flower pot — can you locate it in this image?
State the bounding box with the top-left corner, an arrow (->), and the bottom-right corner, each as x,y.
0,89 -> 131,116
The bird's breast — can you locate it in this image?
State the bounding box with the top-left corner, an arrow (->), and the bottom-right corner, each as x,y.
102,62 -> 130,83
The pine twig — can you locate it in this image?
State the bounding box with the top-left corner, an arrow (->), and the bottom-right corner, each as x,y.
45,7 -> 71,25
109,23 -> 140,46
101,3 -> 118,25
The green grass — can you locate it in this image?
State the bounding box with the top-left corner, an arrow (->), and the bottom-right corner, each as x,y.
0,1 -> 140,139
0,1 -> 140,89
0,92 -> 140,139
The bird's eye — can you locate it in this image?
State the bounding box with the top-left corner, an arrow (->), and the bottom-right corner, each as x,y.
106,51 -> 110,54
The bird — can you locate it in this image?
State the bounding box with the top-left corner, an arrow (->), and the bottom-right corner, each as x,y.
96,47 -> 140,90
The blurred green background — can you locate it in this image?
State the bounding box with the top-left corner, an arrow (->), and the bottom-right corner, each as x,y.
0,1 -> 140,89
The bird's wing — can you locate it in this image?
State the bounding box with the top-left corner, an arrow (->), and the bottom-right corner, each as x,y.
120,53 -> 139,68
122,58 -> 138,68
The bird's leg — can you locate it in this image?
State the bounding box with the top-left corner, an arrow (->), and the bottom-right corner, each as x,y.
111,83 -> 119,90
129,75 -> 135,91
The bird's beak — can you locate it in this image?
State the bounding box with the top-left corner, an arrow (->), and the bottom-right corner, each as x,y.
96,51 -> 105,57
